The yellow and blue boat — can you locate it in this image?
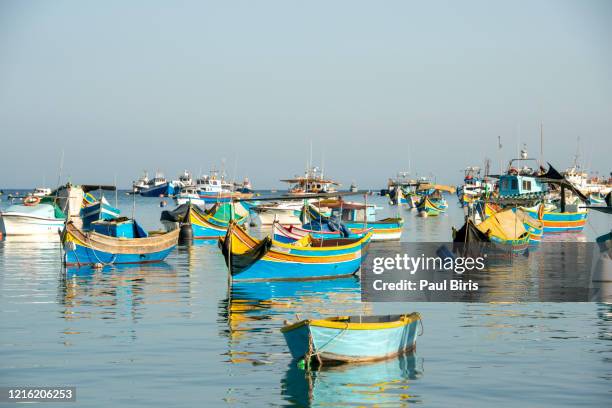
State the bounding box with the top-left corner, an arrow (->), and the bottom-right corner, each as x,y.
220,222 -> 372,281
161,203 -> 248,240
474,207 -> 531,250
61,220 -> 179,266
281,313 -> 421,364
307,201 -> 403,241
483,203 -> 543,244
416,196 -> 444,216
272,220 -> 371,244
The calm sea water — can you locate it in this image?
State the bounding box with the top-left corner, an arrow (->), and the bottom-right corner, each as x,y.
1,192 -> 611,407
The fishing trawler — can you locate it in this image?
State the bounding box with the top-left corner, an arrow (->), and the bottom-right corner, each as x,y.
132,171 -> 150,193
456,166 -> 494,207
139,171 -> 175,197
32,187 -> 51,197
495,147 -> 588,234
281,166 -> 339,195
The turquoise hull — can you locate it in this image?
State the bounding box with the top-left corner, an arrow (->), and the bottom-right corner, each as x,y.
64,242 -> 174,265
231,256 -> 363,282
283,318 -> 420,362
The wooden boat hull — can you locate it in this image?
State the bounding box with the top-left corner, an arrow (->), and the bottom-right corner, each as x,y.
162,204 -> 248,240
344,220 -> 403,241
222,224 -> 371,281
62,222 -> 178,266
416,197 -> 444,216
282,314 -> 421,363
273,223 -> 342,243
522,208 -> 588,233
272,223 -> 370,244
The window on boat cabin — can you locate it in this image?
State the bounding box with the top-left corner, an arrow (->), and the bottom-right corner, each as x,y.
501,179 -> 509,190
511,179 -> 518,190
522,180 -> 531,191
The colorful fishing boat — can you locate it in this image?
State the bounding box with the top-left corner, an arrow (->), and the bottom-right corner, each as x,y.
308,200 -> 403,241
416,196 -> 444,216
220,222 -> 372,281
473,207 -> 531,250
482,203 -> 543,244
495,150 -> 589,234
161,202 -> 249,240
589,193 -> 606,206
281,313 -> 421,364
81,195 -> 120,229
272,220 -> 371,243
520,205 -> 588,233
61,220 -> 179,266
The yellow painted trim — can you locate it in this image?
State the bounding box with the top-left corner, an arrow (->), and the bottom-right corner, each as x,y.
281,313 -> 421,333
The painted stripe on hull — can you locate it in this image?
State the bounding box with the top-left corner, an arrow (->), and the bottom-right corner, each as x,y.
64,244 -> 174,266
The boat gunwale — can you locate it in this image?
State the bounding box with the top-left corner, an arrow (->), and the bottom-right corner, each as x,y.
281,313 -> 421,333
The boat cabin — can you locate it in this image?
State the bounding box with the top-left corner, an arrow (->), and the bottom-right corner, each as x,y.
498,153 -> 547,197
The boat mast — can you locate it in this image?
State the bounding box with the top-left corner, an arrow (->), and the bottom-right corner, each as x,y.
539,122 -> 544,166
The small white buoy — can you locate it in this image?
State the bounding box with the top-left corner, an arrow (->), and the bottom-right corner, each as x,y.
93,263 -> 104,269
418,211 -> 428,218
160,200 -> 167,208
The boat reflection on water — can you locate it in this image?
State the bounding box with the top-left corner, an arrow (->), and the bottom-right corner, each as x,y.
282,353 -> 424,407
60,262 -> 181,321
219,277 -> 370,365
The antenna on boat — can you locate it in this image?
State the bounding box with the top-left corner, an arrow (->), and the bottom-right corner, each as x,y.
539,122 -> 544,166
114,174 -> 118,208
55,148 -> 64,192
497,136 -> 503,174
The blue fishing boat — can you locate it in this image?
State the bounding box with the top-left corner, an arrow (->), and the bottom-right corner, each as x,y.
140,182 -> 175,197
61,220 -> 179,266
281,313 -> 422,364
220,222 -> 371,281
161,203 -> 249,240
416,196 -> 444,216
81,196 -> 120,229
496,151 -> 589,234
308,200 -> 403,241
272,219 -> 370,243
139,172 -> 176,197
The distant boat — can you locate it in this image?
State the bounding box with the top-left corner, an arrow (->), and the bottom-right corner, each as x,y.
281,313 -> 421,364
349,182 -> 358,193
281,165 -> 340,195
416,196 -> 444,217
32,187 -> 51,197
161,202 -> 249,240
174,186 -> 205,206
61,220 -> 179,266
139,172 -> 175,197
308,200 -> 403,241
272,220 -> 371,243
132,170 -> 150,193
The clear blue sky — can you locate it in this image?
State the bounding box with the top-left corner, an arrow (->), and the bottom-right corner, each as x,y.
1,0 -> 610,188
